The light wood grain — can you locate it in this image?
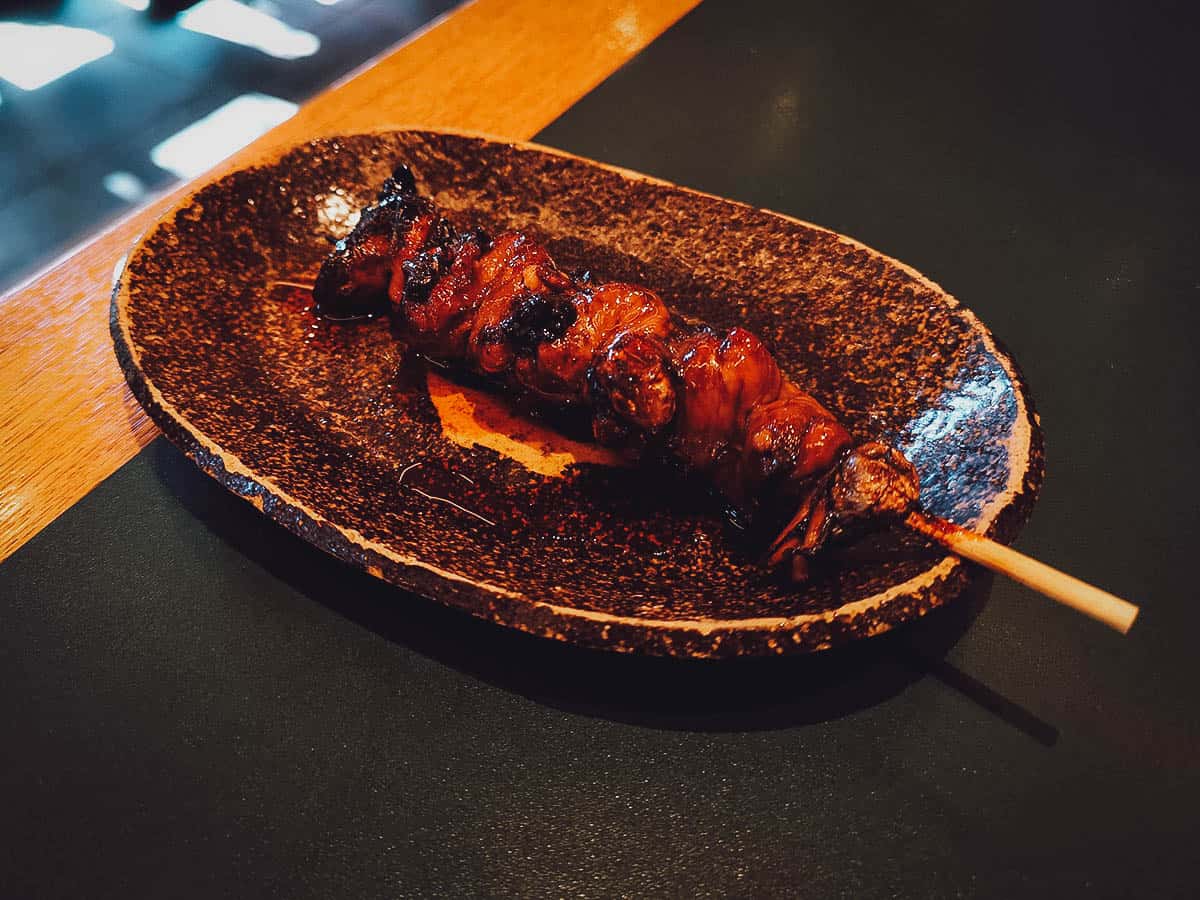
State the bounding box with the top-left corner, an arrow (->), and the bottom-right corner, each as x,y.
905,511 -> 1139,634
0,0 -> 699,563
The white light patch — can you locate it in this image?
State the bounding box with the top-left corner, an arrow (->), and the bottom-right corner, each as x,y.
178,0 -> 320,59
112,254 -> 129,290
103,170 -> 149,203
0,23 -> 115,91
150,92 -> 298,179
315,189 -> 361,238
900,373 -> 1009,456
114,0 -> 151,10
609,7 -> 642,52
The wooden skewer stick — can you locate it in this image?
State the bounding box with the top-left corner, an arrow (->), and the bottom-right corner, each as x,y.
903,510 -> 1139,634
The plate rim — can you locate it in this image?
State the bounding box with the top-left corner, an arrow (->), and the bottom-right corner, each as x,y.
110,127 -> 1043,657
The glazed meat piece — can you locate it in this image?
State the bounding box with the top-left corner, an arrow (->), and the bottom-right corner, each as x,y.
666,326 -> 849,507
312,163 -> 920,578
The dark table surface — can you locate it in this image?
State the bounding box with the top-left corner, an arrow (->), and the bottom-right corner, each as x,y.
3,1 -> 1198,896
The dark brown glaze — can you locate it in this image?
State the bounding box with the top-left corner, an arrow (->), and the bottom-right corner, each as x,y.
110,130 -> 1044,658
314,169 -> 885,558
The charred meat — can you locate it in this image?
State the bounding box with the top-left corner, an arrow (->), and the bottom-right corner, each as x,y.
313,164 -> 920,578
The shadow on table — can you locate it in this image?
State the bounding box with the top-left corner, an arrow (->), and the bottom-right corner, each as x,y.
152,439 -> 1056,743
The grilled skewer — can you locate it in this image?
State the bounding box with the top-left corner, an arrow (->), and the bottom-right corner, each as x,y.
311,163 -> 1138,633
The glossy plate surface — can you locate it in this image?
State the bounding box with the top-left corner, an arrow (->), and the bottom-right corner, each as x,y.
111,130 -> 1042,657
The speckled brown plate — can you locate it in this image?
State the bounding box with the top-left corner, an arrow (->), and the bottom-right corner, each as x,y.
111,129 -> 1043,658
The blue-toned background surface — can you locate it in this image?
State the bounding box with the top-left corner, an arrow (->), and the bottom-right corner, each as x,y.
0,0 -> 458,290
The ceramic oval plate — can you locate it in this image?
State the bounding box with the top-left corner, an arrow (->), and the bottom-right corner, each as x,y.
111,130 -> 1043,658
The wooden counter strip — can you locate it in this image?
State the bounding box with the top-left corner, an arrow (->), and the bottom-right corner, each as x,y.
0,0 -> 699,563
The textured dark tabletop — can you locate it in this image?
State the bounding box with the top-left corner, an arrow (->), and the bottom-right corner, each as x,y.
3,1 -> 1198,896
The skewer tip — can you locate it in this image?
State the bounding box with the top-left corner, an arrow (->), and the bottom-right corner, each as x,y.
905,510 -> 1140,636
